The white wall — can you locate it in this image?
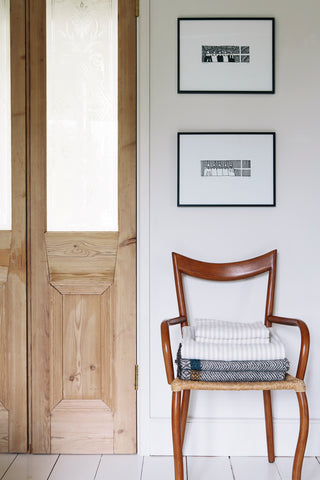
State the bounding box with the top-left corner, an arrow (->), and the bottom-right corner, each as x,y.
138,0 -> 320,455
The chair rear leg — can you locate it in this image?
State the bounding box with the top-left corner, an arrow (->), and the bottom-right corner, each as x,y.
263,390 -> 275,462
181,390 -> 190,447
172,391 -> 184,480
292,392 -> 309,480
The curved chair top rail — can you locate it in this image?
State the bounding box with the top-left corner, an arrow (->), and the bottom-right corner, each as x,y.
172,250 -> 277,282
172,250 -> 277,322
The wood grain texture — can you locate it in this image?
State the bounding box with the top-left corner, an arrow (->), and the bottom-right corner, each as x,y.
101,286 -> 114,409
49,275 -> 113,295
0,232 -> 12,250
0,402 -> 9,452
50,288 -> 63,411
0,255 -> 10,268
0,267 -> 9,285
46,232 -> 118,259
8,0 -> 27,452
263,390 -> 275,463
0,232 -> 11,267
27,0 -> 51,452
45,232 -> 118,294
0,286 -> 8,411
63,295 -> 101,400
51,400 -> 113,454
113,0 -> 137,453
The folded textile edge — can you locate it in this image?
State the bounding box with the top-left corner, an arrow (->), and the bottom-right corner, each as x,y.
181,326 -> 286,361
176,344 -> 290,372
177,369 -> 287,382
194,318 -> 270,340
194,336 -> 270,345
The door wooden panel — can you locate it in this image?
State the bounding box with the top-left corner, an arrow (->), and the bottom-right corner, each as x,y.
45,232 -> 119,295
28,0 -> 137,454
51,399 -> 113,454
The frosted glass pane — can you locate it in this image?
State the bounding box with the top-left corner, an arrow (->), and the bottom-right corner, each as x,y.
47,0 -> 118,231
0,0 -> 12,230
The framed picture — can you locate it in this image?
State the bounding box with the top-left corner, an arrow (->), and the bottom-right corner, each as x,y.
177,132 -> 275,206
178,18 -> 275,93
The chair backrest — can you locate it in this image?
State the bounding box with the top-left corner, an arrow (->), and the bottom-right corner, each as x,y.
172,250 -> 277,327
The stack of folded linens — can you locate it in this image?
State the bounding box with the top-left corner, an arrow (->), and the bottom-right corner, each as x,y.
176,319 -> 290,382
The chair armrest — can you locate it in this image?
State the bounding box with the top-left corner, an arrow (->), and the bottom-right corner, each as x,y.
161,316 -> 187,384
267,315 -> 310,380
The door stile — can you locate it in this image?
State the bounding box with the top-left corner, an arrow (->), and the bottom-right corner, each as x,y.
7,0 -> 28,452
27,0 -> 51,452
113,0 -> 137,453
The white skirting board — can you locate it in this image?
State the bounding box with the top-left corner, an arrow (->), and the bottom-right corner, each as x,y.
144,418 -> 320,456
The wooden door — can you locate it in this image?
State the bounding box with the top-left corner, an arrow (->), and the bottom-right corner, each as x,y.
0,0 -> 28,453
27,0 -> 137,454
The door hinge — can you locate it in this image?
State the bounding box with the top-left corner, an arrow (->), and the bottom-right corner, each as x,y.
135,0 -> 139,17
135,364 -> 139,390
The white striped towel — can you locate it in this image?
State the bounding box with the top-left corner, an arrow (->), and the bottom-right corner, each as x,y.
195,337 -> 270,345
194,319 -> 270,343
181,326 -> 286,361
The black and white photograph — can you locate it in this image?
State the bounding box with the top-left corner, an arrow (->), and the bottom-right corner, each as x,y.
178,133 -> 275,206
202,46 -> 250,63
201,160 -> 252,177
178,18 -> 274,93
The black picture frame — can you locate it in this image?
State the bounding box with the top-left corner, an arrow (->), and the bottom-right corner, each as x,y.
177,18 -> 275,94
177,132 -> 276,207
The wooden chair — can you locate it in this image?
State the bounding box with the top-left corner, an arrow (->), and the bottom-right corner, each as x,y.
161,250 -> 309,480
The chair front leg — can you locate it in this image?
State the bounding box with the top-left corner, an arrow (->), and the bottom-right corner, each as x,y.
263,390 -> 275,462
181,390 -> 190,447
292,392 -> 309,480
172,391 -> 184,480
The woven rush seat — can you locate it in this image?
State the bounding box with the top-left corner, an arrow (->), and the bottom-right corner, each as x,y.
171,373 -> 305,393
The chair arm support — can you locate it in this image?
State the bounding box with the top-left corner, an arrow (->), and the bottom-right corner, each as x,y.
267,315 -> 310,380
161,316 -> 187,384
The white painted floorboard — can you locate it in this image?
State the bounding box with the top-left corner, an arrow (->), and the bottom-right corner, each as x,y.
1,454 -> 58,480
231,456 -> 281,480
187,456 -> 234,480
48,455 -> 101,480
276,456 -> 320,480
0,455 -> 16,479
95,455 -> 143,480
141,455 -> 186,480
1,454 -> 320,479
